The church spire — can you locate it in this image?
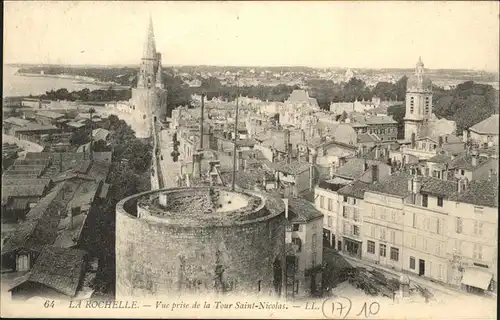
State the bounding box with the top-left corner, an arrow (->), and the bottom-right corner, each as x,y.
143,15 -> 157,60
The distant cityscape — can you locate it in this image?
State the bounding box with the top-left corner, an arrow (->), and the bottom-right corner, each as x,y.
1,14 -> 498,320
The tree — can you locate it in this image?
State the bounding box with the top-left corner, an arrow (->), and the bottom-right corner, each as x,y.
70,130 -> 90,146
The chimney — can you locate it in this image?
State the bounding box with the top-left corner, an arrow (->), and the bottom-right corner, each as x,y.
301,129 -> 306,142
282,198 -> 289,220
59,153 -> 63,172
309,164 -> 315,191
374,146 -> 380,159
412,176 -> 422,194
200,94 -> 205,149
192,150 -> 202,178
329,162 -> 336,179
309,149 -> 317,165
69,211 -> 74,230
438,136 -> 443,147
411,133 -> 416,148
471,151 -> 478,167
363,159 -> 369,172
371,164 -> 379,183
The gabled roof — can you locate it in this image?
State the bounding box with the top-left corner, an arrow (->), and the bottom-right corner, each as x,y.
448,152 -> 492,171
448,178 -> 498,208
275,160 -> 311,175
364,171 -> 413,198
35,111 -> 65,119
427,154 -> 453,164
337,180 -> 370,199
10,246 -> 87,297
420,176 -> 458,197
334,158 -> 385,180
469,114 -> 499,135
287,197 -> 323,222
4,117 -> 31,127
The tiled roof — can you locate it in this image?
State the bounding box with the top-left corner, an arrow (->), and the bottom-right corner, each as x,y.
448,178 -> 498,208
286,90 -> 319,107
287,197 -> 323,222
469,114 -> 499,135
220,169 -> 270,190
2,184 -> 47,197
35,111 -> 65,119
426,154 -> 453,164
448,152 -> 491,171
337,180 -> 370,199
275,160 -> 311,175
2,183 -> 66,255
357,133 -> 381,143
2,177 -> 51,187
364,171 -> 413,198
4,117 -> 31,127
334,158 -> 385,180
15,124 -> 59,132
19,246 -> 87,296
92,128 -> 110,141
420,176 -> 458,197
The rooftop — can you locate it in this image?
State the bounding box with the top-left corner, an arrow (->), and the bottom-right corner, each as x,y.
469,114 -> 499,135
118,187 -> 285,227
337,180 -> 371,199
275,160 -> 311,175
35,110 -> 65,119
287,197 -> 323,222
10,246 -> 87,297
448,178 -> 498,208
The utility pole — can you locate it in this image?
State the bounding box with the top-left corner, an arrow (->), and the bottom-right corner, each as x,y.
231,75 -> 240,191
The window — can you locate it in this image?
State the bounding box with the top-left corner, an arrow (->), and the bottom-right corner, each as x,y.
320,196 -> 325,209
437,197 -> 443,207
380,228 -> 386,240
343,196 -> 348,203
411,235 -> 416,248
391,210 -> 396,222
390,230 -> 396,244
460,169 -> 465,176
327,198 -> 333,211
343,222 -> 349,234
379,244 -> 386,257
473,244 -> 483,260
478,222 -> 484,236
371,206 -> 376,218
410,257 -> 416,270
474,206 -> 484,214
293,224 -> 300,231
423,238 -> 428,251
380,208 -> 386,220
473,221 -> 478,235
367,240 -> 375,254
438,264 -> 443,279
312,234 -> 317,248
422,194 -> 428,207
456,217 -> 463,234
292,238 -> 302,252
353,209 -> 360,222
17,254 -> 29,272
412,213 -> 416,228
390,247 -> 399,261
353,198 -> 357,205
353,225 -> 360,236
327,216 -> 332,228
312,252 -> 317,266
370,225 -> 375,238
454,239 -> 462,255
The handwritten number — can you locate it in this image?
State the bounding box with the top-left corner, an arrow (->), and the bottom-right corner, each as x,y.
356,302 -> 380,318
356,302 -> 367,317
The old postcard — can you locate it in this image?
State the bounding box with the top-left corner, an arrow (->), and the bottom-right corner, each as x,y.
1,1 -> 498,319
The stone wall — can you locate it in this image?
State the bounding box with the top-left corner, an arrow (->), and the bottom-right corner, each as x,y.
116,190 -> 286,299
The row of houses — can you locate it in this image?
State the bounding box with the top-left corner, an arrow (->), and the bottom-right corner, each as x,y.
1,151 -> 112,300
315,148 -> 498,294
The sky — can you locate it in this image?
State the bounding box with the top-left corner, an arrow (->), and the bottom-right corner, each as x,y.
4,1 -> 499,71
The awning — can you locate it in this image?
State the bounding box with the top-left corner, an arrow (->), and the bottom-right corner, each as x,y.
461,267 -> 492,290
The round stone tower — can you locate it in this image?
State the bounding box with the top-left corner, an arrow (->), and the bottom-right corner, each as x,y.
115,187 -> 287,299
